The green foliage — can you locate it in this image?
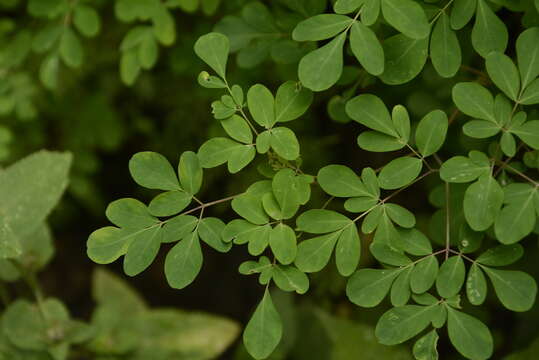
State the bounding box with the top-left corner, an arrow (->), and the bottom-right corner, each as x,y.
3,0 -> 538,359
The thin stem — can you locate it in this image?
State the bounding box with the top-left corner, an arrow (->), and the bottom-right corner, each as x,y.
224,82 -> 259,136
429,0 -> 456,25
406,144 -> 432,171
321,196 -> 335,210
444,182 -> 451,260
495,160 -> 538,186
180,194 -> 240,217
449,249 -> 476,263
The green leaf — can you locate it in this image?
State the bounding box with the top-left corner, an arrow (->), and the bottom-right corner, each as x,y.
87,227 -> 143,264
391,266 -> 413,306
248,225 -> 271,256
346,94 -> 398,137
392,105 -> 411,143
431,13 -> 461,78
464,174 -> 503,231
380,34 -> 428,85
221,115 -> 253,144
399,228 -> 432,256
178,151 -> 203,195
106,198 -> 157,229
436,256 -> 465,298
317,165 -> 370,197
378,156 -> 422,190
410,256 -> 439,293
73,5 -> 100,37
129,152 -> 180,191
198,217 -> 231,253
269,127 -> 300,160
149,190 -> 191,217
138,35 -> 158,69
451,0 -> 476,30
247,84 -> 275,128
385,203 -> 415,228
516,27 -> 539,89
123,226 -> 161,276
292,14 -> 352,41
120,50 -> 140,86
152,5 -> 175,45
232,193 -> 269,225
274,81 -> 313,123
370,242 -> 412,266
161,215 -> 198,243
296,209 -> 351,233
164,231 -> 203,289
413,329 -> 439,360
295,231 -> 340,273
0,151 -> 71,259
350,21 -> 384,76
495,197 -> 536,244
346,268 -> 400,307
471,0 -> 508,58
335,224 -> 361,276
194,32 -> 229,78
198,137 -> 253,172
520,78 -> 539,105
59,28 -> 83,68
243,289 -> 282,360
463,120 -> 501,138
466,263 -> 487,305
439,153 -> 490,183
452,82 -> 495,122
269,223 -> 297,265
476,244 -> 524,266
380,0 -> 429,39
483,267 -> 537,312
272,169 -> 300,219
357,131 -> 404,152
375,304 -> 436,345
298,32 -> 346,91
334,0 -> 363,14
272,265 -> 309,294
415,110 -> 448,157
485,52 -> 520,101
511,120 -> 539,149
446,307 -> 493,360
92,268 -> 146,312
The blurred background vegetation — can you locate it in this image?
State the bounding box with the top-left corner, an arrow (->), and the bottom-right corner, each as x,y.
1,0 -> 539,359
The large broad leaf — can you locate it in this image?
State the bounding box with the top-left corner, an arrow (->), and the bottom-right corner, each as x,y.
129,151 -> 180,191
345,94 -> 398,137
349,21 -> 384,75
446,307 -> 493,360
415,110 -> 448,157
317,165 -> 370,197
463,174 -> 503,231
483,267 -> 537,312
247,84 -> 275,128
380,34 -> 428,85
243,289 -> 282,360
431,13 -> 461,78
516,27 -> 539,89
452,82 -> 496,123
194,32 -> 229,78
298,32 -> 346,91
380,0 -> 429,39
375,305 -> 436,345
0,151 -> 71,259
435,256 -> 465,298
485,52 -> 520,101
164,232 -> 203,289
471,0 -> 508,58
292,14 -> 352,41
346,268 -> 401,307
378,156 -> 422,190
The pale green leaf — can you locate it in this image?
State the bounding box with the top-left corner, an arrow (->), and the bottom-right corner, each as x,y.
431,13 -> 461,78
194,32 -> 229,78
298,32 -> 346,91
375,304 -> 436,345
292,14 -> 352,41
129,152 -> 180,191
471,0 -> 508,58
436,256 -> 465,298
380,0 -> 429,39
346,94 -> 398,137
446,307 -> 493,360
483,267 -> 537,312
415,110 -> 448,157
378,156 -> 422,190
463,174 -> 503,231
317,164 -> 370,197
380,34 -> 428,85
350,21 -> 384,76
164,232 -> 203,289
346,268 -> 400,307
247,84 -> 275,128
485,52 -> 520,101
